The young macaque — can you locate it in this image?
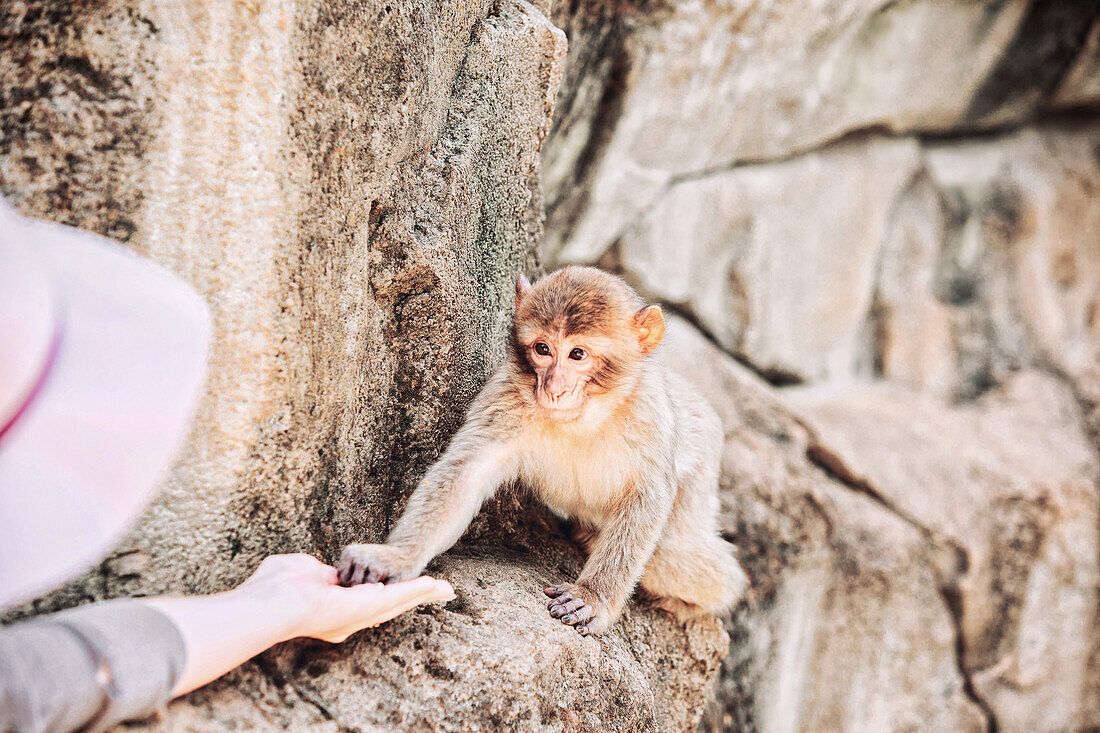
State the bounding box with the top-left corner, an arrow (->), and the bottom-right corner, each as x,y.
338,266 -> 747,635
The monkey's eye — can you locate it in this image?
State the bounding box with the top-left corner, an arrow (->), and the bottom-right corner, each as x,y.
534,342 -> 551,356
569,348 -> 586,360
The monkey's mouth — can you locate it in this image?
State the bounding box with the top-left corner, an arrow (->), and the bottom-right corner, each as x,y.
535,390 -> 585,419
540,404 -> 584,422
539,405 -> 585,422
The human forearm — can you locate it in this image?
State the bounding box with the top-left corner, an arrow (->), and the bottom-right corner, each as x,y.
0,555 -> 453,733
138,583 -> 300,697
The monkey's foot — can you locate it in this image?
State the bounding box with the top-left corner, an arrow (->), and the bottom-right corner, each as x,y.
337,543 -> 417,586
544,583 -> 607,636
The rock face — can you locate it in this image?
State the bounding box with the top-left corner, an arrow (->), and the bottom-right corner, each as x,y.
662,319 -> 1100,733
791,373 -> 1099,732
4,0 -> 1100,731
545,0 -> 1100,264
545,0 -> 1100,730
155,545 -> 728,732
661,319 -> 987,733
2,0 -> 565,595
588,122 -> 1100,394
610,136 -> 924,384
1,1 -> 727,730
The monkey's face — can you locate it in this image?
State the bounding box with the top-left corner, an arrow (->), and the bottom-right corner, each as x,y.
513,267 -> 667,422
525,333 -> 602,419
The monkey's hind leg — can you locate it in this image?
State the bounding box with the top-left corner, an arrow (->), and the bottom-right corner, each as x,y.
639,534 -> 747,622
569,522 -> 599,555
639,428 -> 748,621
634,586 -> 712,621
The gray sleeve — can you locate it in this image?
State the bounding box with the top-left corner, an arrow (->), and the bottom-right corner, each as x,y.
0,599 -> 185,733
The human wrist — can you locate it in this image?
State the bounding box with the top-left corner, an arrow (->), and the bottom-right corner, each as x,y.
228,578 -> 311,644
136,583 -> 306,698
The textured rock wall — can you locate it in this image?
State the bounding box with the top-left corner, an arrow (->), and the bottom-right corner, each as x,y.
545,0 -> 1100,731
1,1 -> 727,730
2,0 -> 562,597
4,0 -> 1100,731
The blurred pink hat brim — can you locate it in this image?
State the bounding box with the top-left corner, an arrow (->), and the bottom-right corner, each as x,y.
0,200 -> 210,607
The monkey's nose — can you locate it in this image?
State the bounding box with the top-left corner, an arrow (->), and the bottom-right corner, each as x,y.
546,383 -> 569,400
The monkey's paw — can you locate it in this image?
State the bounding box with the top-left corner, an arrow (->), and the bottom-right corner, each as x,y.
337,544 -> 418,586
544,583 -> 609,636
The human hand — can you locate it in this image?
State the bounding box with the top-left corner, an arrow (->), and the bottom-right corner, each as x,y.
142,553 -> 455,696
238,553 -> 455,643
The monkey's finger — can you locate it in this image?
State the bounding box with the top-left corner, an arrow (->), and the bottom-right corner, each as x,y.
348,562 -> 369,587
547,592 -> 571,609
576,619 -> 597,636
560,603 -> 596,626
365,567 -> 388,584
336,560 -> 356,587
547,593 -> 575,612
544,584 -> 569,598
549,597 -> 585,618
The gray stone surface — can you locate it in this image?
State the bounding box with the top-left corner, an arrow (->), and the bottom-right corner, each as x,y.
2,0 -> 564,600
1,1 -> 728,731
4,0 -> 1100,730
544,0 -> 1100,264
663,316 -> 1100,732
660,319 -> 986,733
586,122 -> 1100,395
152,549 -> 727,732
790,373 -> 1100,732
611,136 -> 924,383
542,3 -> 1100,726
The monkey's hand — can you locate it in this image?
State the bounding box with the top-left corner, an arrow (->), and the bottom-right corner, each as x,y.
337,544 -> 420,587
544,583 -> 611,636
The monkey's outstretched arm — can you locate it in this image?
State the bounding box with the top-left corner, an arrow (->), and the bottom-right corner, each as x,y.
338,411 -> 518,586
546,470 -> 675,634
388,436 -> 517,566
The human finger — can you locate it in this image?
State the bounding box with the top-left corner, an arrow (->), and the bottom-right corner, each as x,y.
354,576 -> 453,623
373,576 -> 454,609
320,563 -> 339,585
310,578 -> 455,642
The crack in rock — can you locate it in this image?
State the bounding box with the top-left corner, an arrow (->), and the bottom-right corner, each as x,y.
939,584 -> 1000,733
798,420 -> 1001,732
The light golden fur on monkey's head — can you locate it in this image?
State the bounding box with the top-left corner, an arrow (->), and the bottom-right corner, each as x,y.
511,266 -> 664,395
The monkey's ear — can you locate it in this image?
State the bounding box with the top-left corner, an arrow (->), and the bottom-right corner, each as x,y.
634,305 -> 665,354
515,274 -> 532,310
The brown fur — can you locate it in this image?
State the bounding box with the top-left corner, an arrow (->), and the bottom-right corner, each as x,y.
338,266 -> 747,635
